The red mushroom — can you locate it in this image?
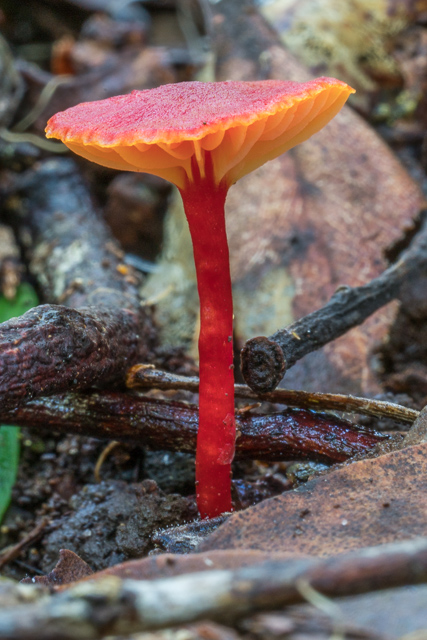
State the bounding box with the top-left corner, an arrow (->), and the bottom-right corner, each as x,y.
46,78 -> 354,519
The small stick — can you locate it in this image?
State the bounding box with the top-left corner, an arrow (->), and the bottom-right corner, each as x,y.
240,211 -> 427,393
127,365 -> 419,425
94,441 -> 120,483
1,390 -> 391,464
0,224 -> 22,300
0,518 -> 48,571
2,537 -> 427,638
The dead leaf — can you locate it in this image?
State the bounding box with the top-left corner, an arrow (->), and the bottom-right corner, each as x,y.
21,549 -> 93,587
226,102 -> 423,394
198,443 -> 427,556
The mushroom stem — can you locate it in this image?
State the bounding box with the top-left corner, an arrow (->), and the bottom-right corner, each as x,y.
179,165 -> 234,519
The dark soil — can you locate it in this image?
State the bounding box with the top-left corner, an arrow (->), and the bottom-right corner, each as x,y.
41,479 -> 196,572
0,430 -> 198,580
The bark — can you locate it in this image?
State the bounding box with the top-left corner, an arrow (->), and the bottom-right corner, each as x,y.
0,158 -> 156,406
2,390 -> 391,464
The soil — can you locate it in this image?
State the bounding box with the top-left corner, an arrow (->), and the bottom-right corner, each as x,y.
0,431 -> 199,579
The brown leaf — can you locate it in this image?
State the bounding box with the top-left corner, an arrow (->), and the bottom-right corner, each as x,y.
198,443 -> 427,556
21,549 -> 93,587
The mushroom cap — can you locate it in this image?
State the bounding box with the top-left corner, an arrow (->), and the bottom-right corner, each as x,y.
46,78 -> 354,189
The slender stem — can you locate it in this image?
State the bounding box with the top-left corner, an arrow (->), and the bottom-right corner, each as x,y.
179,169 -> 234,518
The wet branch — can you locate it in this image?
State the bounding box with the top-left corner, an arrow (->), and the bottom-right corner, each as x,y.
2,390 -> 391,464
241,211 -> 427,393
1,537 -> 427,639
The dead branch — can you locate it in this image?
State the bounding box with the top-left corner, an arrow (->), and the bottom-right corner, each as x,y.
1,537 -> 427,639
0,306 -> 150,408
0,158 -> 155,406
1,390 -> 391,463
127,365 -> 418,424
0,519 -> 48,571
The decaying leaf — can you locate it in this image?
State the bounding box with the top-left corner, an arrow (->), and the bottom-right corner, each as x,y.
21,549 -> 93,587
198,443 -> 427,555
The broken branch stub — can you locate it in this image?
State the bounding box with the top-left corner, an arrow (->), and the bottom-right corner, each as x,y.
241,211 -> 427,393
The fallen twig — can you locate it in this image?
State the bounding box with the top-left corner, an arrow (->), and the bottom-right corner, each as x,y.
127,365 -> 418,425
240,212 -> 427,393
1,390 -> 391,464
0,306 -> 150,409
0,224 -> 22,299
0,158 -> 155,407
1,537 -> 427,638
0,518 -> 48,571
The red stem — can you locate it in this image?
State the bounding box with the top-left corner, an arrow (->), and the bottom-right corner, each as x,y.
179,163 -> 235,519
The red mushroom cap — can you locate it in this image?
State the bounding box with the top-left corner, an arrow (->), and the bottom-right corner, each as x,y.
46,78 -> 354,189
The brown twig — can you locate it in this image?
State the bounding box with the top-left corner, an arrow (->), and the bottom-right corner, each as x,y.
127,365 -> 419,424
1,390 -> 391,464
0,158 -> 155,407
240,212 -> 427,393
0,306 -> 151,409
94,441 -> 120,483
1,537 -> 427,638
0,518 -> 48,571
0,224 -> 22,299
5,158 -> 149,311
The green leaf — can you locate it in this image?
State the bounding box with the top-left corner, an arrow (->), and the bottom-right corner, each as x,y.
0,427 -> 20,522
0,283 -> 38,523
0,282 -> 39,322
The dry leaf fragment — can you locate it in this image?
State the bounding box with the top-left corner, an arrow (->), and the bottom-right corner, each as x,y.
199,443 -> 427,556
21,549 -> 93,587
